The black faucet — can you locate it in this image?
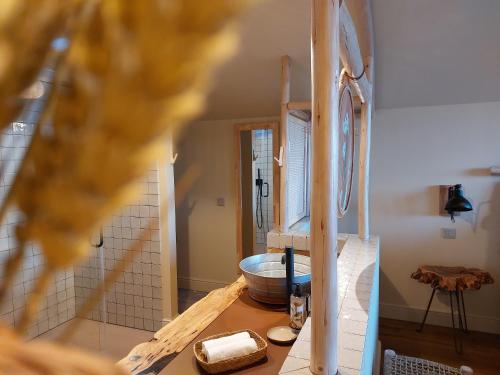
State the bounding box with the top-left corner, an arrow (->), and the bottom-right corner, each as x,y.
281,246 -> 294,313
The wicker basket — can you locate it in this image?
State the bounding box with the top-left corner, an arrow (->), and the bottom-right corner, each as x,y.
193,329 -> 267,374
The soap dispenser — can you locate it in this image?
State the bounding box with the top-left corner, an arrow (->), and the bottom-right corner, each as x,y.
290,283 -> 307,330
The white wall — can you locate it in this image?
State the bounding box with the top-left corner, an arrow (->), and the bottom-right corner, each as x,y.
175,117 -> 277,291
371,101 -> 500,333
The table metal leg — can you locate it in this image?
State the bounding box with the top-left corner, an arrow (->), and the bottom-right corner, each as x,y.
449,291 -> 463,353
460,290 -> 468,333
417,288 -> 436,332
455,290 -> 464,331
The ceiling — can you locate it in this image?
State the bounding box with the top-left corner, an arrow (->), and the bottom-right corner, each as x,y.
200,0 -> 500,120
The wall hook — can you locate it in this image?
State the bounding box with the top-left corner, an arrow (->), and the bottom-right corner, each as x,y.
274,146 -> 283,167
171,153 -> 178,164
252,150 -> 259,161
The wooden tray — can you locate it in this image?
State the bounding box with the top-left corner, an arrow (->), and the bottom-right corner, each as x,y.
193,329 -> 267,374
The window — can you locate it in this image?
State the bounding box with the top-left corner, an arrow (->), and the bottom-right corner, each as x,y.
286,115 -> 310,227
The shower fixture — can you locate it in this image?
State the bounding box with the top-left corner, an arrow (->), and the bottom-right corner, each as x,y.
90,228 -> 104,248
255,168 -> 269,229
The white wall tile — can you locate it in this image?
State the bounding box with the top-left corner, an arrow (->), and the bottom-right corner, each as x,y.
73,169 -> 164,331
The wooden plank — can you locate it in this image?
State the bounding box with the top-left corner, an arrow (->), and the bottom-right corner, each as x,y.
279,55 -> 290,232
272,122 -> 281,230
310,0 -> 340,373
234,125 -> 243,271
158,136 -> 179,321
118,276 -> 247,374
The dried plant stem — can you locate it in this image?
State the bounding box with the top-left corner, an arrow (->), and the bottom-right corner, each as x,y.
0,125 -> 41,226
0,241 -> 26,306
0,39 -> 71,227
16,266 -> 54,334
57,218 -> 158,343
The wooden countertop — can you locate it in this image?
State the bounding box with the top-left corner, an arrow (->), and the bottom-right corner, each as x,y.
160,291 -> 292,374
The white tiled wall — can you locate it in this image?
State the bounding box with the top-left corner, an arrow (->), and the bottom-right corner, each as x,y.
74,168 -> 164,332
0,68 -> 165,336
0,69 -> 76,339
252,129 -> 273,245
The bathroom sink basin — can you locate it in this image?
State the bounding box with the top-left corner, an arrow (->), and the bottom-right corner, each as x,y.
239,253 -> 311,305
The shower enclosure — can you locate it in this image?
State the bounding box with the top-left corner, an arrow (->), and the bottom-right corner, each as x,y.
0,68 -> 170,361
236,123 -> 278,260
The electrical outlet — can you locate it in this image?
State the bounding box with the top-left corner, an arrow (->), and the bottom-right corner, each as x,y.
216,197 -> 225,207
441,228 -> 456,239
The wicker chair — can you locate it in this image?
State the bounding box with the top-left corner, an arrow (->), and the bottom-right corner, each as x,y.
383,350 -> 473,375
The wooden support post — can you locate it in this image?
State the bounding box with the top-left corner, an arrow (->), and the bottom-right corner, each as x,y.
343,0 -> 375,241
310,0 -> 339,373
279,55 -> 290,231
159,135 -> 179,321
358,51 -> 374,241
345,0 -> 375,63
358,89 -> 372,240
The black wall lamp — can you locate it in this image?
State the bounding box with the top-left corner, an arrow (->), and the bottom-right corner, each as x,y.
441,184 -> 473,222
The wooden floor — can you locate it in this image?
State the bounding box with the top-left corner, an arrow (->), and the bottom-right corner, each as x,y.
379,318 -> 500,375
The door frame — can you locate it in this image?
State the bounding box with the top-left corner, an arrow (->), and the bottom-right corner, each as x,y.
234,122 -> 280,270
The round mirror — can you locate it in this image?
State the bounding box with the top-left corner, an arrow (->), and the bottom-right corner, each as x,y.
337,81 -> 355,218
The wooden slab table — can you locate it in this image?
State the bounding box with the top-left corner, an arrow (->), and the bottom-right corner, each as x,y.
411,265 -> 494,353
159,291 -> 292,374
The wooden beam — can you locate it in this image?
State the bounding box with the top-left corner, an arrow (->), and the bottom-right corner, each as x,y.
279,55 -> 290,232
287,101 -> 311,111
310,0 -> 339,373
339,2 -> 371,103
159,136 -> 179,321
346,0 -> 375,65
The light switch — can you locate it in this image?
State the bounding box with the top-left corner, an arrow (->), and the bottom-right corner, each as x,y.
441,228 -> 456,239
216,197 -> 225,207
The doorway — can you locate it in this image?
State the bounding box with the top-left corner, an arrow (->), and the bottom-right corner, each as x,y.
234,122 -> 280,263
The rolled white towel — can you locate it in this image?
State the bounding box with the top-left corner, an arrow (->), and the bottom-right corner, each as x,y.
205,337 -> 258,363
201,332 -> 250,356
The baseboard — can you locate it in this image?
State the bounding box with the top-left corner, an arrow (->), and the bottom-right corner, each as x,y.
177,276 -> 230,292
380,302 -> 500,334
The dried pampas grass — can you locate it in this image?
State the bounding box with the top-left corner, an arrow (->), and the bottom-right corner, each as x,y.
0,0 -> 257,373
0,0 -> 79,130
